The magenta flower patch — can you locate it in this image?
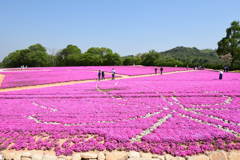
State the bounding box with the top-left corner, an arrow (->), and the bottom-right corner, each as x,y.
0,69 -> 239,156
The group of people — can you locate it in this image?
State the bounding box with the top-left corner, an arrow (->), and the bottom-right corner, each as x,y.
98,70 -> 105,80
20,65 -> 28,69
224,66 -> 229,72
98,68 -> 116,80
155,67 -> 164,74
194,66 -> 205,70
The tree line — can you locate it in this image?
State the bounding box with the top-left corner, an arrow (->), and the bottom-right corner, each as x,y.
0,44 -> 218,68
1,21 -> 239,70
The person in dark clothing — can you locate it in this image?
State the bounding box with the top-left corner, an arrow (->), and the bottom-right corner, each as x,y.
102,71 -> 105,80
160,67 -> 163,74
219,70 -> 223,80
224,66 -> 227,72
225,66 -> 229,72
154,68 -> 157,74
98,70 -> 101,81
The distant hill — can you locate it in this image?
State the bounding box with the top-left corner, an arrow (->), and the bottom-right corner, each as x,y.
159,46 -> 221,67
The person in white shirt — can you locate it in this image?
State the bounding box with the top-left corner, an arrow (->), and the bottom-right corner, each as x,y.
112,68 -> 116,80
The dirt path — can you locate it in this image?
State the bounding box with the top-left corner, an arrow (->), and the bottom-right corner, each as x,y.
0,74 -> 5,88
0,70 -> 197,92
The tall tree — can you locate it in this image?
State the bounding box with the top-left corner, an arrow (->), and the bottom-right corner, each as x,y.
59,45 -> 81,57
80,53 -> 102,66
86,47 -> 112,56
122,55 -> 135,65
28,44 -> 47,52
217,21 -> 240,69
27,44 -> 49,67
141,50 -> 159,66
56,45 -> 81,66
103,52 -> 121,65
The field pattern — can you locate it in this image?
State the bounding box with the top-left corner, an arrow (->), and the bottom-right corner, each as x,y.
0,68 -> 239,157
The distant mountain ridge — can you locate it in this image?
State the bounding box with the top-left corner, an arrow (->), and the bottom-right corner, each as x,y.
159,46 -> 220,67
161,46 -> 216,57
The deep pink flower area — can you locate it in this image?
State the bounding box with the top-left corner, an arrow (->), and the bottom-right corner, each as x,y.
0,70 -> 240,156
86,66 -> 188,76
0,67 -> 111,88
0,66 -> 188,88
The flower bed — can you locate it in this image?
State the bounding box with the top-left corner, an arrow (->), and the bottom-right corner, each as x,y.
0,67 -> 108,88
0,70 -> 239,156
0,66 -> 188,88
85,66 -> 188,76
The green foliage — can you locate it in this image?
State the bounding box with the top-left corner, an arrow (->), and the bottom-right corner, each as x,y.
122,55 -> 135,65
141,50 -> 159,66
64,53 -> 81,66
217,21 -> 240,69
1,43 -> 227,69
160,46 -> 221,68
2,44 -> 50,67
86,47 -> 112,56
59,45 -> 81,56
154,55 -> 183,67
80,53 -> 102,66
29,44 -> 47,52
103,52 -> 121,66
56,45 -> 81,66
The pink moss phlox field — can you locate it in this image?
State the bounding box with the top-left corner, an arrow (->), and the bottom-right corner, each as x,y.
0,69 -> 240,156
86,66 -> 188,76
0,67 -> 106,88
0,66 -> 188,88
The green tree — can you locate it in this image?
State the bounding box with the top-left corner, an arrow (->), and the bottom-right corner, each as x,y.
2,50 -> 25,67
56,45 -> 81,66
217,21 -> 240,69
80,53 -> 102,66
141,50 -> 159,66
103,52 -> 121,65
65,53 -> 83,66
26,44 -> 49,67
122,55 -> 135,65
28,43 -> 47,52
2,44 -> 49,67
154,56 -> 183,67
47,55 -> 57,66
59,45 -> 81,56
86,47 -> 112,56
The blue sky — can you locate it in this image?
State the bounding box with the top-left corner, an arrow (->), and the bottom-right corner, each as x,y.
0,0 -> 239,60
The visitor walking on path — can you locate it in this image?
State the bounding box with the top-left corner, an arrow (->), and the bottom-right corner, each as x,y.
98,70 -> 101,81
102,71 -> 105,80
160,67 -> 163,75
219,70 -> 223,80
154,68 -> 157,74
112,68 -> 116,80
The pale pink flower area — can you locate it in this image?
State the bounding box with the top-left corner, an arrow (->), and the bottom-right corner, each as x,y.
0,69 -> 239,156
0,66 -> 188,88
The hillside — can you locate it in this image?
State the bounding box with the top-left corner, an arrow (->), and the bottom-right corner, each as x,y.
160,46 -> 221,67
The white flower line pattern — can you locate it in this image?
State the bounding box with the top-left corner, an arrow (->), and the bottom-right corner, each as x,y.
26,83 -> 240,142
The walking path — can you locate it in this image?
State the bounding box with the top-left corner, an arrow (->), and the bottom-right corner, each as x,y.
0,74 -> 5,88
0,70 -> 196,92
